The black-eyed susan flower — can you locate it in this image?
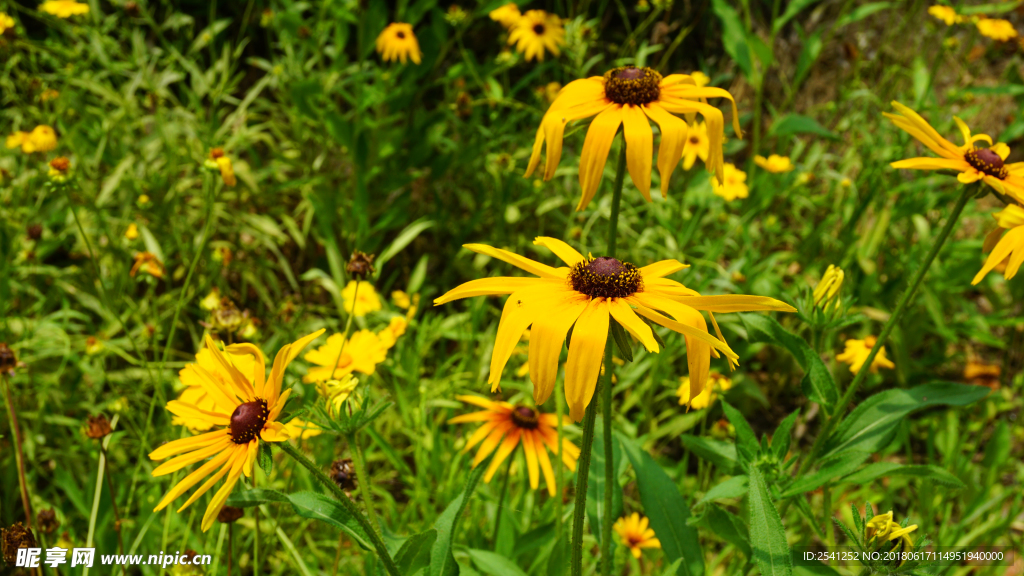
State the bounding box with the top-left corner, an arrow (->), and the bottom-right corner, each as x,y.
525,67 -> 741,210
976,18 -> 1016,41
836,336 -> 894,374
39,0 -> 89,18
712,163 -> 748,201
489,3 -> 521,28
6,126 -> 57,154
613,513 -> 661,558
150,331 -> 324,531
928,5 -> 960,26
341,280 -> 382,317
434,237 -> 794,421
885,101 -> 1024,202
754,154 -> 795,173
677,372 -> 731,409
972,204 -> 1024,284
449,395 -> 579,495
681,120 -> 709,171
813,264 -> 844,311
375,23 -> 422,65
302,321 -> 402,382
508,10 -> 565,62
130,251 -> 165,279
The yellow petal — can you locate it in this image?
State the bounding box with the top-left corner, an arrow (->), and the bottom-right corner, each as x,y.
154,449 -> 233,511
152,437 -> 235,477
529,293 -> 590,405
621,104 -> 653,202
149,429 -> 232,461
434,277 -> 542,305
521,432 -> 540,490
200,445 -> 250,531
564,299 -> 610,422
483,429 -> 522,482
577,106 -> 624,211
463,243 -> 565,279
606,299 -> 659,353
533,237 -> 585,266
642,102 -> 687,198
639,259 -> 688,279
664,294 -> 797,313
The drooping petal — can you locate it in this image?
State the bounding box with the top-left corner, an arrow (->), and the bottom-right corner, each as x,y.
564,299 -> 610,422
663,294 -> 797,313
533,432 -> 558,496
577,106 -> 624,211
642,102 -> 688,198
463,243 -> 566,279
606,299 -> 659,353
180,363 -> 241,414
201,445 -> 250,531
529,292 -> 590,405
660,85 -> 743,139
521,432 -> 541,490
434,277 -> 543,305
484,429 -> 522,482
488,284 -> 571,391
658,98 -> 726,184
533,236 -> 586,266
151,437 -> 235,477
621,104 -> 654,201
524,78 -> 607,178
149,429 -> 232,461
224,343 -> 267,398
153,449 -> 234,511
973,227 -> 1024,284
627,296 -> 738,363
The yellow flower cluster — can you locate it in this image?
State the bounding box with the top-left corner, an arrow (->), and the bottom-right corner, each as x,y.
6,126 -> 58,154
927,4 -> 1017,41
489,4 -> 566,62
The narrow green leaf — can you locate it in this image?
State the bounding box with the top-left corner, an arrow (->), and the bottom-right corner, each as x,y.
609,319 -> 634,362
680,435 -> 742,475
227,489 -> 373,550
748,465 -> 792,576
835,2 -> 891,27
740,314 -> 838,407
430,465 -> 486,576
704,505 -> 752,558
376,218 -> 435,272
698,475 -> 749,506
772,411 -> 800,460
257,442 -> 273,476
587,421 -> 623,546
774,0 -> 821,32
794,31 -> 823,89
839,463 -> 965,489
710,0 -> 753,77
721,401 -> 758,463
781,451 -> 872,497
395,529 -> 437,575
467,549 -> 528,576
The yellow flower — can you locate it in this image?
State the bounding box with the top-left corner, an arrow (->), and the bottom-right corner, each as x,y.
7,126 -> 58,154
303,320 -> 401,382
885,101 -> 1024,203
282,418 -> 321,439
972,204 -> 1024,284
138,194 -> 150,205
130,251 -> 165,279
39,0 -> 89,18
341,280 -> 382,317
977,18 -> 1016,41
712,163 -> 748,201
677,372 -> 732,409
836,336 -> 894,374
508,10 -> 565,62
378,316 -> 408,348
215,157 -> 236,187
47,156 -> 71,181
170,347 -> 255,432
392,290 -> 412,309
690,71 -> 711,88
681,121 -> 710,171
865,511 -> 918,551
963,360 -> 1000,388
449,395 -> 579,495
813,264 -> 844,311
754,154 -> 795,173
40,89 -> 59,102
85,336 -> 104,355
489,2 -> 521,28
125,223 -> 139,240
613,513 -> 661,558
375,23 -> 422,65
539,81 -> 562,104
524,67 -> 742,210
200,288 -> 222,311
0,13 -> 15,35
927,5 -> 961,26
434,237 -> 794,421
149,330 -> 324,532
316,375 -> 359,417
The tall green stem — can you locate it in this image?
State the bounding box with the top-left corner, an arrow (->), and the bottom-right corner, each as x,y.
2,373 -> 33,527
278,442 -> 401,576
492,456 -> 515,548
347,430 -> 381,532
570,382 -> 600,576
789,184 -> 974,494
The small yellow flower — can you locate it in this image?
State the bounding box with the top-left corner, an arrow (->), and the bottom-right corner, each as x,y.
812,264 -> 844,311
927,5 -> 961,26
976,18 -> 1017,41
0,13 -> 16,35
376,23 -> 422,65
681,121 -> 710,171
972,204 -> 1024,284
215,157 -> 236,187
677,372 -> 732,409
40,89 -> 59,102
539,81 -> 562,104
489,3 -> 521,28
138,194 -> 150,205
754,154 -> 795,173
865,511 -> 918,551
125,223 -> 139,240
836,336 -> 894,374
47,156 -> 71,181
7,126 -> 58,154
282,417 -> 322,439
392,290 -> 412,309
840,177 -> 852,187
39,0 -> 89,18
85,336 -> 104,355
200,288 -> 221,311
130,251 -> 165,279
508,10 -> 565,62
303,321 -> 401,383
341,280 -> 382,317
316,375 -> 359,417
378,316 -> 408,348
613,513 -> 661,559
712,163 -> 748,201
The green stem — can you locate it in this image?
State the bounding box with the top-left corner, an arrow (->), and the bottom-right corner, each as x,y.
278,442 -> 401,576
492,456 -> 515,548
570,381 -> 600,576
82,416 -> 118,576
330,280 -> 360,379
348,430 -> 381,532
606,143 -> 627,258
1,373 -> 32,528
788,184 -> 974,496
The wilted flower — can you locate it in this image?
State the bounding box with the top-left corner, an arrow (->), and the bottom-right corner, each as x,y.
0,343 -> 16,376
85,415 -> 112,439
48,156 -> 71,182
331,458 -> 357,491
85,337 -> 104,355
1,523 -> 37,565
216,506 -> 244,524
130,252 -> 165,279
36,510 -> 59,535
963,360 -> 1000,388
346,250 -> 376,280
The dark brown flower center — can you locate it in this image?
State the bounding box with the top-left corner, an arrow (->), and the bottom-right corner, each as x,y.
965,147 -> 1008,179
396,31 -> 405,39
569,257 -> 643,298
510,406 -> 540,429
603,66 -> 662,106
229,399 -> 269,444
533,23 -> 545,35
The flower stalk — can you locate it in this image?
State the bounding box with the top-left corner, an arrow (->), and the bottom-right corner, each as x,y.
1,372 -> 33,528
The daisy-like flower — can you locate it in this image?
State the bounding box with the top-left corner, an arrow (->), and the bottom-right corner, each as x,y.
341,280 -> 382,317
375,23 -> 422,65
613,513 -> 661,558
885,101 -> 1024,203
681,121 -> 709,171
6,126 -> 58,154
836,336 -> 894,374
712,163 -> 748,201
149,330 -> 324,531
676,372 -> 731,409
39,0 -> 89,18
302,320 -> 402,383
927,5 -> 961,26
524,67 -> 741,210
972,204 -> 1024,283
754,154 -> 795,173
489,2 -> 521,28
433,237 -> 794,421
449,395 -> 579,495
508,10 -> 565,62
0,12 -> 15,35
976,18 -> 1017,41
130,251 -> 165,279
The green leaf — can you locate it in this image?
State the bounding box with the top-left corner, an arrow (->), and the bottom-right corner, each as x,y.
740,314 -> 839,407
774,0 -> 822,32
794,31 -> 823,89
793,549 -> 843,576
710,0 -> 753,78
835,2 -> 891,28
226,489 -> 372,550
290,79 -> 323,119
609,319 -> 634,362
721,401 -> 758,464
839,463 -> 965,489
257,442 -> 273,476
587,421 -> 623,546
396,529 -> 437,575
661,560 -> 685,576
954,1 -> 1018,14
467,549 -> 528,576
767,114 -> 840,141
703,505 -> 752,558
772,411 -> 800,460
748,465 -> 792,576
376,218 -> 436,273
698,475 -> 749,505
680,435 -> 742,475
781,451 -> 872,497
822,382 -> 990,458
430,465 -> 486,576
546,534 -> 566,576
619,434 -> 704,576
